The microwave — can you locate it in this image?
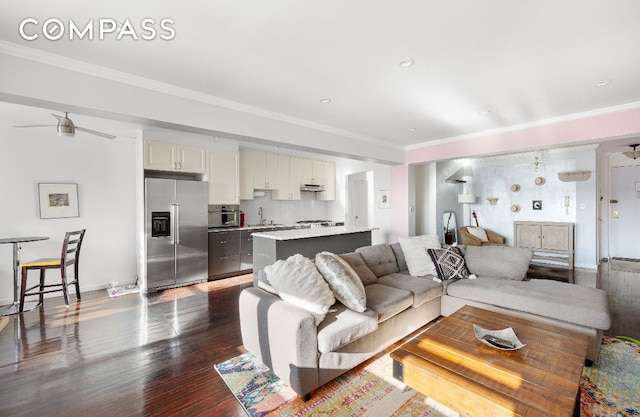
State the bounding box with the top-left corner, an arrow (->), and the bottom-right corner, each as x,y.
208,205 -> 240,228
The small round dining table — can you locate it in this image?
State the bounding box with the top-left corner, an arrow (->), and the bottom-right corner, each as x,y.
0,236 -> 49,315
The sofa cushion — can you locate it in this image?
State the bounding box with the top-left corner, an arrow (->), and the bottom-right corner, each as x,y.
427,246 -> 470,281
398,235 -> 441,277
390,242 -> 408,271
339,252 -> 378,286
446,277 -> 611,330
356,244 -> 400,277
376,273 -> 443,307
265,254 -> 336,325
317,304 -> 378,353
364,283 -> 413,323
464,246 -> 533,280
316,252 -> 367,313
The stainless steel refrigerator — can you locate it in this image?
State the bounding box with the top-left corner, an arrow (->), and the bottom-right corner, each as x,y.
145,178 -> 208,291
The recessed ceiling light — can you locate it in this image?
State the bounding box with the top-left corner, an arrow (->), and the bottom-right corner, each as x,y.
398,58 -> 415,68
478,110 -> 491,115
594,79 -> 612,87
319,98 -> 332,104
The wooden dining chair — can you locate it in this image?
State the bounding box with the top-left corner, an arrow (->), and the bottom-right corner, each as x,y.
19,229 -> 86,312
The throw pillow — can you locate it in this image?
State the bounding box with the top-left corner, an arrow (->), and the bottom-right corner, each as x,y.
265,254 -> 336,325
467,226 -> 489,242
426,246 -> 470,282
398,235 -> 441,277
315,252 -> 367,313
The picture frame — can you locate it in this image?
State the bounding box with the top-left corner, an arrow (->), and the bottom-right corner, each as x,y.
377,189 -> 391,209
38,183 -> 79,219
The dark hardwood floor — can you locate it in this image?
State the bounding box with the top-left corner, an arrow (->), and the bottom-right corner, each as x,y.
0,275 -> 254,417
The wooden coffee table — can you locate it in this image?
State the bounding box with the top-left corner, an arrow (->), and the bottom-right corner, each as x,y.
391,306 -> 589,417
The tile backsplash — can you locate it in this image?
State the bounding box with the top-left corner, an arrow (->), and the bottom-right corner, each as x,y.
240,191 -> 333,225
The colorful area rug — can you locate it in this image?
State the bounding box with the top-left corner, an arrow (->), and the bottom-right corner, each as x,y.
580,337 -> 640,417
215,336 -> 640,417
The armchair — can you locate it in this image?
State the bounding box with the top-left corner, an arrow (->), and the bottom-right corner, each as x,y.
458,226 -> 505,246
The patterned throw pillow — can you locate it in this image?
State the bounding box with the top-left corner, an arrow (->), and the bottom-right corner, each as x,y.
426,246 -> 470,282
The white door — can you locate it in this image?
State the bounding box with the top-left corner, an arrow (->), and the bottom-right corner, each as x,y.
347,172 -> 371,227
610,165 -> 640,259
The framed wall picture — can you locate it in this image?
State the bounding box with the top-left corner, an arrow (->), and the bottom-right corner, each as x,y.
377,189 -> 391,209
38,183 -> 79,219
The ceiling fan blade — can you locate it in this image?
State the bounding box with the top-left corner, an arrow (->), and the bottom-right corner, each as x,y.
13,124 -> 56,128
76,126 -> 116,140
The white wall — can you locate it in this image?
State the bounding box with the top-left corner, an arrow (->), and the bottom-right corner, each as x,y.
419,146 -> 599,268
0,126 -> 137,304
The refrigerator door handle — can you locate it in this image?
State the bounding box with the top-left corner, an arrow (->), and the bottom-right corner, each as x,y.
169,204 -> 176,245
175,204 -> 181,244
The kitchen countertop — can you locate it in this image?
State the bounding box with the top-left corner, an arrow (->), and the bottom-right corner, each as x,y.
251,226 -> 377,241
208,224 -> 310,232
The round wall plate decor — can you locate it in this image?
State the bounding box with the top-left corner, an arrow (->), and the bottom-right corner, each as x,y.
510,184 -> 521,192
510,204 -> 521,212
534,177 -> 546,186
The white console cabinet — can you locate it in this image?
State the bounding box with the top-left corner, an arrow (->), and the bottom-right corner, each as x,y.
514,221 -> 574,269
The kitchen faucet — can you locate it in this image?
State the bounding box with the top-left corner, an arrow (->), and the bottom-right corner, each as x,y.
258,207 -> 264,225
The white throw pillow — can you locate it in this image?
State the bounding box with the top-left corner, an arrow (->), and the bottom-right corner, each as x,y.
398,235 -> 441,276
315,252 -> 367,313
265,254 -> 336,325
467,226 -> 489,242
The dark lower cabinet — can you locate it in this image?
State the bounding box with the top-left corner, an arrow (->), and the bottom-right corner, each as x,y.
240,230 -> 254,271
208,229 -> 241,279
209,227 -> 282,280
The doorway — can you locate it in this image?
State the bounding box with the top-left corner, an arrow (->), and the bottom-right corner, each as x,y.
347,171 -> 373,227
610,165 -> 640,259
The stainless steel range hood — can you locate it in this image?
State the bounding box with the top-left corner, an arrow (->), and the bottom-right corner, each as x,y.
300,183 -> 326,192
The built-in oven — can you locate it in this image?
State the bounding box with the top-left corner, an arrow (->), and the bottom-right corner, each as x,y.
208,205 -> 240,228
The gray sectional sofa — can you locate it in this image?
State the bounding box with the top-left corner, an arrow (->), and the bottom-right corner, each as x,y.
239,240 -> 610,400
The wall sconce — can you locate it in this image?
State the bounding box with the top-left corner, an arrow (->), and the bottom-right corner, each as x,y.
486,197 -> 498,205
563,196 -> 572,215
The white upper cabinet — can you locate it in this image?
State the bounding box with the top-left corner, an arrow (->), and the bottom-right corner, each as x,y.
239,150 -> 254,200
251,151 -> 279,190
207,149 -> 239,205
316,160 -> 336,201
272,155 -> 303,200
144,140 -> 206,174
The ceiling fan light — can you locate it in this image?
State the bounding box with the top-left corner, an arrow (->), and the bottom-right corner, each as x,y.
56,123 -> 75,136
56,115 -> 76,137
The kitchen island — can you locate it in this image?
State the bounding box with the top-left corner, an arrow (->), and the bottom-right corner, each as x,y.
252,226 -> 376,283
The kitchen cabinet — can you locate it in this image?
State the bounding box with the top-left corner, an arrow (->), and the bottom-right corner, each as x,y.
239,150 -> 254,200
144,140 -> 206,174
315,160 -> 336,201
240,230 -> 254,271
250,151 -> 279,190
208,229 -> 241,279
272,155 -> 304,200
207,149 -> 239,204
514,221 -> 574,269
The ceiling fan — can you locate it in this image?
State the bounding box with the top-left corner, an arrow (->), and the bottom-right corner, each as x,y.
14,112 -> 116,140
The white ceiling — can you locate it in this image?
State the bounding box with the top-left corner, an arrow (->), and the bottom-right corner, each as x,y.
1,0 -> 640,151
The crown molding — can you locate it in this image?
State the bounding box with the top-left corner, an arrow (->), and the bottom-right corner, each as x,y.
0,41 -> 403,151
406,101 -> 640,151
